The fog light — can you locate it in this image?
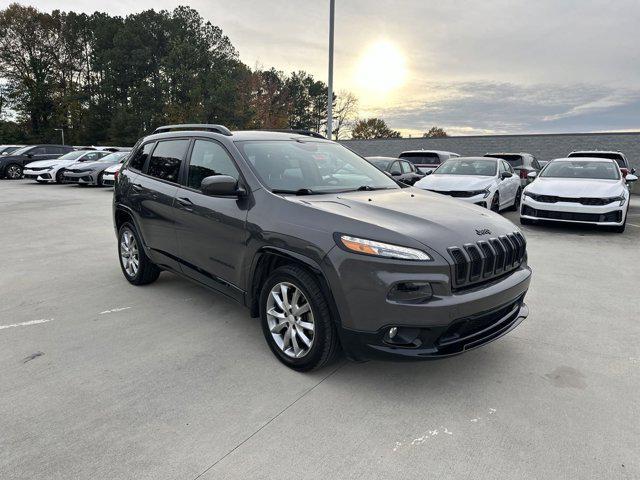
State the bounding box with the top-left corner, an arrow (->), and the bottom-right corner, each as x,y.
389,327 -> 398,339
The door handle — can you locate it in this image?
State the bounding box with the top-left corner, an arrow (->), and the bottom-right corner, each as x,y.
131,183 -> 143,192
176,196 -> 194,211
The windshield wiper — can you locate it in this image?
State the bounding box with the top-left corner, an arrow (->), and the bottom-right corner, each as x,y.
351,185 -> 394,192
271,188 -> 318,196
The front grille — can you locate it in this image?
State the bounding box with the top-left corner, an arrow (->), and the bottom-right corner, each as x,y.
522,205 -> 622,223
447,231 -> 526,289
431,190 -> 478,198
527,194 -> 617,205
27,167 -> 49,172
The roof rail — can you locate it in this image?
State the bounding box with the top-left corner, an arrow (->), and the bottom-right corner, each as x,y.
264,129 -> 326,139
153,124 -> 233,136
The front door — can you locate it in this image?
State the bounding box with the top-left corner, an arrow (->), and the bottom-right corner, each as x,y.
174,138 -> 250,301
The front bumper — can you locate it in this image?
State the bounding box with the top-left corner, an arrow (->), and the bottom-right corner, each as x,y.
521,196 -> 625,225
65,172 -> 95,184
323,246 -> 532,361
102,173 -> 115,186
23,169 -> 53,181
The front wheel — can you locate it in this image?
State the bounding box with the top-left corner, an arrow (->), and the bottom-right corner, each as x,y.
490,192 -> 500,212
260,265 -> 339,371
97,172 -> 104,186
118,223 -> 160,285
5,163 -> 22,179
509,188 -> 522,211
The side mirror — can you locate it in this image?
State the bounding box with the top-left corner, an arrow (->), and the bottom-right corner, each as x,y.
625,173 -> 638,183
527,171 -> 538,179
390,170 -> 401,176
27,153 -> 33,158
501,171 -> 513,180
423,169 -> 433,175
201,175 -> 245,197
631,168 -> 637,174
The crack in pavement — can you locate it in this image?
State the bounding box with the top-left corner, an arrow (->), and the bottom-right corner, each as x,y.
191,361 -> 346,480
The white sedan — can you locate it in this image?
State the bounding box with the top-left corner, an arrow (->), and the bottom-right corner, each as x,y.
413,157 -> 522,212
23,150 -> 109,183
101,162 -> 124,186
520,157 -> 638,233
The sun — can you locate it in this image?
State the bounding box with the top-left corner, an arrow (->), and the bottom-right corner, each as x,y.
355,41 -> 407,95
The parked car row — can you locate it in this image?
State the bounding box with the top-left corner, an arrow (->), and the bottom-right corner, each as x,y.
0,144 -> 130,184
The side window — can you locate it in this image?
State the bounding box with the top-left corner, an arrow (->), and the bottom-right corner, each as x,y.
30,147 -> 47,155
389,161 -> 401,174
532,157 -> 541,170
128,143 -> 154,171
187,140 -> 239,189
83,152 -> 103,161
400,161 -> 412,173
146,139 -> 189,183
499,161 -> 507,173
505,161 -> 514,173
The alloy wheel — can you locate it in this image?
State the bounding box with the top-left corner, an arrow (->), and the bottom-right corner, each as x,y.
491,194 -> 500,212
120,229 -> 140,277
266,282 -> 315,358
6,165 -> 21,179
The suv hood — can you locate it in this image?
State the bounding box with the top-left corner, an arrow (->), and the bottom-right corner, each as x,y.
526,178 -> 623,197
288,188 -> 518,253
415,174 -> 494,191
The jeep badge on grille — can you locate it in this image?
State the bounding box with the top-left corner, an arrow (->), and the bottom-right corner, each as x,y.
475,229 -> 491,235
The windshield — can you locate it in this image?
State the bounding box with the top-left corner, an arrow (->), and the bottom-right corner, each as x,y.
399,152 -> 440,165
97,152 -> 128,163
236,140 -> 399,193
568,152 -> 626,168
369,159 -> 392,170
9,146 -> 34,156
484,154 -> 523,166
434,158 -> 497,176
540,161 -> 620,180
57,151 -> 87,160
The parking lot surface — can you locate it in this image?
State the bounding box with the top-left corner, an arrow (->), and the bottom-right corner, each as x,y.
1,180 -> 639,480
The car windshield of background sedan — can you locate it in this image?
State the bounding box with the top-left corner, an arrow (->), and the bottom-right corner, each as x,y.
236,141 -> 399,194
434,159 -> 497,176
369,159 -> 392,170
568,152 -> 625,168
541,161 -> 620,180
96,152 -> 128,162
7,146 -> 33,156
57,151 -> 87,161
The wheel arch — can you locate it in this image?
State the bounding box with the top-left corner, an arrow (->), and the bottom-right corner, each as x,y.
247,247 -> 343,327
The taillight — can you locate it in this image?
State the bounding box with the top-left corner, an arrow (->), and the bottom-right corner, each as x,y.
620,168 -> 629,177
519,169 -> 529,179
114,169 -> 120,181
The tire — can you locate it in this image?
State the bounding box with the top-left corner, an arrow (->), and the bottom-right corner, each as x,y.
490,192 -> 500,212
5,163 -> 22,179
36,179 -> 47,184
55,169 -> 65,183
509,188 -> 522,211
97,172 -> 104,187
259,264 -> 339,371
78,183 -> 88,187
117,223 -> 160,285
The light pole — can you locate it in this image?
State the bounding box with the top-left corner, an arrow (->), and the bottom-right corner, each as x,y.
326,0 -> 335,139
54,128 -> 65,145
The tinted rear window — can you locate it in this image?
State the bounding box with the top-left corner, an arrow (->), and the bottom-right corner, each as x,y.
484,154 -> 523,166
146,140 -> 189,183
399,152 -> 440,165
128,143 -> 154,171
568,152 -> 626,168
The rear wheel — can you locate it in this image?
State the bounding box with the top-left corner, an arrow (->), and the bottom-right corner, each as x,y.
259,265 -> 339,371
97,172 -> 104,186
118,223 -> 160,285
5,163 -> 22,179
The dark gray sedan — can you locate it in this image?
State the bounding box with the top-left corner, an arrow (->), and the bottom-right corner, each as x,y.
64,151 -> 130,186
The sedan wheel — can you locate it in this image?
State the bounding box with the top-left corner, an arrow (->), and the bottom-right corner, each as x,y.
490,193 -> 500,212
266,282 -> 315,358
5,164 -> 22,179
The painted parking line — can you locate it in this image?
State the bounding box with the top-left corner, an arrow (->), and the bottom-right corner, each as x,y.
627,223 -> 640,228
0,318 -> 54,330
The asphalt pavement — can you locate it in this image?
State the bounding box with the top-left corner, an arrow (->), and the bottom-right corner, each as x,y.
1,180 -> 638,480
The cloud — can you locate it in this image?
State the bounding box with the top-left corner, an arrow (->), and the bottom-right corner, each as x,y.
365,81 -> 640,135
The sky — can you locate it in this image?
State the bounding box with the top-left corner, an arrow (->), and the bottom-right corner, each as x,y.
5,0 -> 640,136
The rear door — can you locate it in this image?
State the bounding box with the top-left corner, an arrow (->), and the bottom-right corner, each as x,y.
131,139 -> 189,270
174,138 -> 249,301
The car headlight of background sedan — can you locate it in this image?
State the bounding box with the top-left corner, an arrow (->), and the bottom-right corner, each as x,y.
337,234 -> 431,261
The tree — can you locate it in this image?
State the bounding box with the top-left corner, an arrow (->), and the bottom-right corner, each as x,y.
332,90 -> 358,140
351,118 -> 401,139
423,126 -> 448,138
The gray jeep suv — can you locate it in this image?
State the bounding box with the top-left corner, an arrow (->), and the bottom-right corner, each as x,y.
113,125 -> 532,371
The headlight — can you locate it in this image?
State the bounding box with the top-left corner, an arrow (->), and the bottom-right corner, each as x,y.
615,195 -> 626,206
523,191 -> 536,199
337,235 -> 431,261
482,187 -> 491,198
